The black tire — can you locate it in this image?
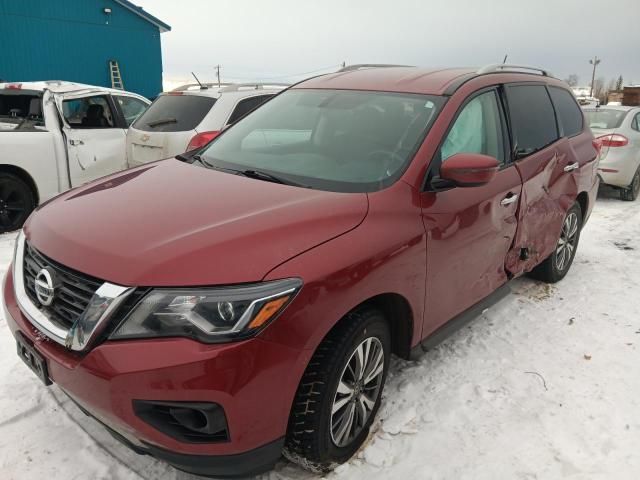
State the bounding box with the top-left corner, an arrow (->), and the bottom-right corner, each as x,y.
620,168 -> 640,201
284,307 -> 391,472
529,202 -> 582,283
0,172 -> 36,234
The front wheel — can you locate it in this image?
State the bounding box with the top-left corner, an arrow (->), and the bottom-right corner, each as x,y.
620,168 -> 640,201
529,202 -> 582,283
284,307 -> 390,472
0,173 -> 36,234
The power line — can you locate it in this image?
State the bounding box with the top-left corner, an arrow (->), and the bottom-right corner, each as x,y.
223,64 -> 343,81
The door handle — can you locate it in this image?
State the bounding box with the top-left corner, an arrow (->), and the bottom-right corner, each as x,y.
564,162 -> 579,172
69,139 -> 84,146
500,193 -> 519,206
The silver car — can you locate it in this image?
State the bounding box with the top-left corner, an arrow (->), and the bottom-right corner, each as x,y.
584,106 -> 640,200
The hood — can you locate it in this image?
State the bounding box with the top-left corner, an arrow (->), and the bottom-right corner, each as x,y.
26,159 -> 368,286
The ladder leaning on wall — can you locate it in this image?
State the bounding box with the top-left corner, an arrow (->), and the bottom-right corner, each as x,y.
109,60 -> 124,90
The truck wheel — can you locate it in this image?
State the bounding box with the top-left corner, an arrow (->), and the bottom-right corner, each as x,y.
284,307 -> 390,472
620,168 -> 640,201
529,202 -> 582,283
0,173 -> 36,233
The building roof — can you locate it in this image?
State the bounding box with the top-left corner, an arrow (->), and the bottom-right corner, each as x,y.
113,0 -> 171,32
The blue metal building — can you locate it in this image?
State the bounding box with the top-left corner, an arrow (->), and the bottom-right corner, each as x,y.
0,0 -> 170,99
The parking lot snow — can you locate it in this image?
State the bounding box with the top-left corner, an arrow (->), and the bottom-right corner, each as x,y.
1,188 -> 639,480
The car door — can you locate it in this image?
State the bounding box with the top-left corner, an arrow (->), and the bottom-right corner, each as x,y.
58,93 -> 127,187
420,87 -> 522,334
502,84 -> 572,275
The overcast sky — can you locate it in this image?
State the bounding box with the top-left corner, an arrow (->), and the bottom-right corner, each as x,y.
134,0 -> 640,86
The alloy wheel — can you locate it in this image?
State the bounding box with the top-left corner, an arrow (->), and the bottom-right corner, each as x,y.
330,337 -> 385,448
555,212 -> 579,271
0,179 -> 27,231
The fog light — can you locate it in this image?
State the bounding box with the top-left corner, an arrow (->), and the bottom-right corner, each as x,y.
133,400 -> 229,443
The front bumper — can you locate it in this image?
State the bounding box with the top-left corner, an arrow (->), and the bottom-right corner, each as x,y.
3,269 -> 308,477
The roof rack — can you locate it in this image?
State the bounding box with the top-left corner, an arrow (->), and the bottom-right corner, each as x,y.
218,82 -> 289,92
172,82 -> 233,92
338,63 -> 414,72
477,64 -> 553,77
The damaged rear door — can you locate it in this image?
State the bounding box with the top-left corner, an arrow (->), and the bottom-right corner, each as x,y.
503,84 -> 578,275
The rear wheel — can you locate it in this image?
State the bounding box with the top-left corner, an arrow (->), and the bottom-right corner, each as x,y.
0,173 -> 36,233
620,168 -> 640,201
529,202 -> 582,283
284,307 -> 390,472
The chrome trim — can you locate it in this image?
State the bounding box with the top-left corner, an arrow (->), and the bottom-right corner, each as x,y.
13,231 -> 133,351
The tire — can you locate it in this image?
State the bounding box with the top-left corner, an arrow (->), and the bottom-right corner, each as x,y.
284,307 -> 391,472
0,172 -> 36,234
529,202 -> 582,283
620,168 -> 640,201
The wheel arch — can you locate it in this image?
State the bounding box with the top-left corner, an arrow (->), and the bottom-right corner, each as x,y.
326,292 -> 415,360
0,164 -> 40,205
576,191 -> 588,222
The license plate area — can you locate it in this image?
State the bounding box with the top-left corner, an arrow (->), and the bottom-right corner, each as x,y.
16,332 -> 51,386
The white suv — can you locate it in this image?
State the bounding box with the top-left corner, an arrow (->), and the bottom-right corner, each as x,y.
126,83 -> 286,166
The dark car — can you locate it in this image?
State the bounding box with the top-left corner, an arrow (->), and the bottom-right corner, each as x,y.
3,64 -> 599,477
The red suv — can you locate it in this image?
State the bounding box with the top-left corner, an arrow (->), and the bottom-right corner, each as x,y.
3,64 -> 599,477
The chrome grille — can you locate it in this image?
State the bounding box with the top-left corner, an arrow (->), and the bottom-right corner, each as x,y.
23,242 -> 102,329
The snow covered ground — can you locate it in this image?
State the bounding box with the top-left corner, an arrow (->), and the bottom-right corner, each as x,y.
1,187 -> 639,480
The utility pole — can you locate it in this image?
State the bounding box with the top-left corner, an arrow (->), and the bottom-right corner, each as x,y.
215,65 -> 221,87
589,56 -> 601,97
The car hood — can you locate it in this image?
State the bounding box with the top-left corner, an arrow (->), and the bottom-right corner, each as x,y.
25,159 -> 368,286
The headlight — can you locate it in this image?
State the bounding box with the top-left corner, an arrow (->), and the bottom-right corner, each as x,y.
110,278 -> 302,343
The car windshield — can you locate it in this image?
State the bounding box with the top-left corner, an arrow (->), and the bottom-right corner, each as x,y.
584,108 -> 629,129
0,92 -> 45,131
198,89 -> 444,192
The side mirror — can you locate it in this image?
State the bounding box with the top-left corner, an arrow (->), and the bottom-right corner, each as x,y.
439,153 -> 500,187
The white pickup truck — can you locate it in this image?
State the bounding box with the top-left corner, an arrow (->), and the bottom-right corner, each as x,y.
0,81 -> 150,232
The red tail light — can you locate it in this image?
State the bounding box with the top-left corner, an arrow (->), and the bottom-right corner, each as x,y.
186,131 -> 220,151
6,83 -> 22,90
597,134 -> 629,148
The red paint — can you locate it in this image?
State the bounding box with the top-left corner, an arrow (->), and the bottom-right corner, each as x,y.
5,67 -> 599,463
440,153 -> 500,186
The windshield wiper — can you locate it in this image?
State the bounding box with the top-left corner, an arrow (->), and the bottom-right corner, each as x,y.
147,117 -> 177,128
239,169 -> 303,187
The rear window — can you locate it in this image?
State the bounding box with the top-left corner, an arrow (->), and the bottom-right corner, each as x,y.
132,94 -> 216,132
507,85 -> 558,157
227,95 -> 273,125
0,92 -> 45,131
584,108 -> 629,129
549,87 -> 583,137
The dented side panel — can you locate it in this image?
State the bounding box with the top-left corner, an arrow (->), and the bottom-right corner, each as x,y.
420,166 -> 522,336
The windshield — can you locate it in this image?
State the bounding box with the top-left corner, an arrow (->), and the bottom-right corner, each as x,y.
584,108 -> 629,129
198,89 -> 444,193
0,92 -> 45,131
